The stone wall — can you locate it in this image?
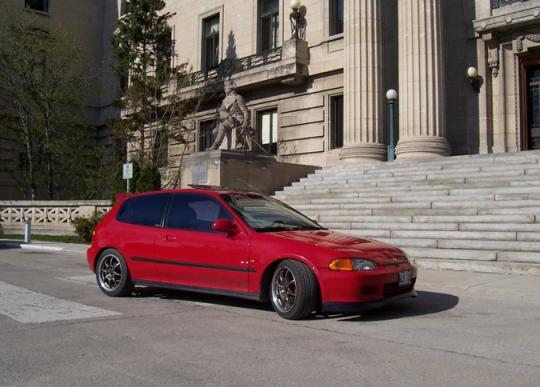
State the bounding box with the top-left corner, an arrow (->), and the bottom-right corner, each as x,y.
0,201 -> 112,236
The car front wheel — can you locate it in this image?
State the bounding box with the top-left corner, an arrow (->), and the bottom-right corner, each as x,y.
270,260 -> 318,320
96,249 -> 133,297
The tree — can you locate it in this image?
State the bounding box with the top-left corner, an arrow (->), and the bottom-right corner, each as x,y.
111,0 -> 210,190
0,12 -> 100,200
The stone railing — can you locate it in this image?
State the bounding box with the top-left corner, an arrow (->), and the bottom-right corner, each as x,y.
191,47 -> 283,84
0,201 -> 112,236
491,0 -> 529,8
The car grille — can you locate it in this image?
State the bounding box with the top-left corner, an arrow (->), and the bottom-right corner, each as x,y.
383,278 -> 416,299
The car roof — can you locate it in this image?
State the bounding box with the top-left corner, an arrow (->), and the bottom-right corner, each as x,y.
115,188 -> 263,202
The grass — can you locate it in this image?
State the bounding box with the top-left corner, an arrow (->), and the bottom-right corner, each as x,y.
2,234 -> 87,244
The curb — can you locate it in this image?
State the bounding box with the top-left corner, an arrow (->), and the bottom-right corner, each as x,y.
20,244 -> 63,252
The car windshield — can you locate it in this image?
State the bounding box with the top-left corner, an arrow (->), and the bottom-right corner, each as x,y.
221,193 -> 325,232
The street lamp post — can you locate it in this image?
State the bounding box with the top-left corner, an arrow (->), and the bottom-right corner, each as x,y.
386,89 -> 398,161
289,0 -> 302,39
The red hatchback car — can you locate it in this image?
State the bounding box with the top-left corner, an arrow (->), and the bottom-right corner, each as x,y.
87,189 -> 417,320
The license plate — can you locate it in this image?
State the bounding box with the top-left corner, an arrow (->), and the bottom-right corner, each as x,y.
398,270 -> 412,287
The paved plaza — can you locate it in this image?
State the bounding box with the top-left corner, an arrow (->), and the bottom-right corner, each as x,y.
0,242 -> 539,386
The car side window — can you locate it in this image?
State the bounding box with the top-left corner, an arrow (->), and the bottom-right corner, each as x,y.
116,194 -> 170,227
166,194 -> 232,232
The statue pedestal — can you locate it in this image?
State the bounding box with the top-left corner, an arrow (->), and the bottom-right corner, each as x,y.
180,150 -> 318,195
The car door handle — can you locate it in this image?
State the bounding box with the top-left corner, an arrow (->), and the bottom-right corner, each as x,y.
164,235 -> 177,241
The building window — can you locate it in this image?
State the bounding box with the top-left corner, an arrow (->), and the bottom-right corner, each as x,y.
257,109 -> 278,155
199,120 -> 215,152
202,14 -> 220,72
330,95 -> 343,149
156,27 -> 173,80
329,0 -> 344,36
491,0 -> 529,9
259,0 -> 279,51
25,0 -> 49,13
120,0 -> 127,16
153,130 -> 169,168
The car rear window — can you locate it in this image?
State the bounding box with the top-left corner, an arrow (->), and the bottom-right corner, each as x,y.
116,194 -> 170,227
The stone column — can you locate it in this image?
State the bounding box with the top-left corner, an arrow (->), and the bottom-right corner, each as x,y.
339,0 -> 386,161
396,0 -> 451,159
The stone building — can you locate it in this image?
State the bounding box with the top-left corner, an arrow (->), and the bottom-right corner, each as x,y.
0,0 -> 120,199
2,0 -> 540,197
159,0 -> 540,178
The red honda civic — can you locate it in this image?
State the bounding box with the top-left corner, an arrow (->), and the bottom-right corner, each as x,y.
87,189 -> 417,320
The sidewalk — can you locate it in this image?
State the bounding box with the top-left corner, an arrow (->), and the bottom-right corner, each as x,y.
0,240 -> 89,254
417,268 -> 540,301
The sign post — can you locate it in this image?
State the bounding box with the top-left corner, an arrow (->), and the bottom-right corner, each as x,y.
123,162 -> 133,193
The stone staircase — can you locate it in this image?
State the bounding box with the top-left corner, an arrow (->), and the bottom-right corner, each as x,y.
275,150 -> 540,275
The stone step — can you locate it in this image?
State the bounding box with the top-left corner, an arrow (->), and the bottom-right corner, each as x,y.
303,207 -> 540,219
293,176 -> 540,193
321,222 -> 459,231
317,214 -> 535,224
413,258 -> 540,275
276,151 -> 540,275
313,155 -> 539,176
403,247 -> 497,261
353,236 -> 540,255
315,162 -> 540,181
284,180 -> 540,196
322,167 -> 535,183
354,229 -> 518,241
323,221 -> 540,233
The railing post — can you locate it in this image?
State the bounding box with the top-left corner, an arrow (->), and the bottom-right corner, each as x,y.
24,218 -> 32,244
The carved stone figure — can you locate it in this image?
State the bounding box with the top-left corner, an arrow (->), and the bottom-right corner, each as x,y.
207,80 -> 254,151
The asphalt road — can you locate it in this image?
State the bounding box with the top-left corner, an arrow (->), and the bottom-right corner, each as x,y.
0,242 -> 539,387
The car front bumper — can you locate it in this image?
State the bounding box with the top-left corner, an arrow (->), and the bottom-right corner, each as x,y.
316,264 -> 417,313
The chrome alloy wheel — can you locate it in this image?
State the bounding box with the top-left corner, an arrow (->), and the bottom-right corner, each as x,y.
271,267 -> 297,313
98,254 -> 123,291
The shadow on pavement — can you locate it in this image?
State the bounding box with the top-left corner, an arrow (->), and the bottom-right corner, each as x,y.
131,288 -> 458,321
0,241 -> 22,250
336,291 -> 459,322
132,286 -> 273,312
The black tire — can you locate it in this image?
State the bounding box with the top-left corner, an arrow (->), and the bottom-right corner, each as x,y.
95,249 -> 133,297
270,260 -> 318,320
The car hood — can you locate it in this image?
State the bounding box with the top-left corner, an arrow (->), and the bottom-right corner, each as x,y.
272,229 -> 407,265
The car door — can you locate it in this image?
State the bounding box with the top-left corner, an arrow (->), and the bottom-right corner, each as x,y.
154,193 -> 251,294
114,193 -> 171,283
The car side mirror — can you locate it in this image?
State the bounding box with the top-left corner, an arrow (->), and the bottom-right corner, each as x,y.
213,219 -> 238,236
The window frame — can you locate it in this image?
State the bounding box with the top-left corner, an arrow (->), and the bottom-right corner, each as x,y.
201,13 -> 220,72
329,94 -> 344,150
116,194 -> 171,228
256,108 -> 279,155
164,193 -> 233,234
24,0 -> 49,14
198,119 -> 216,152
258,0 -> 280,52
329,0 -> 344,37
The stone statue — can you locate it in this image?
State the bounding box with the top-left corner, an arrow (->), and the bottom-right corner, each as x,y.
207,80 -> 254,151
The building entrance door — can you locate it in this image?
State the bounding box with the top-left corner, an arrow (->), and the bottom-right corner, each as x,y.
520,55 -> 540,150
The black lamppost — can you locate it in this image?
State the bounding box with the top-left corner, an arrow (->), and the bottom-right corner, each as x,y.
290,0 -> 302,39
386,89 -> 398,161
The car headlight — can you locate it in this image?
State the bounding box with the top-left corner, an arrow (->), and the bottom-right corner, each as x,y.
328,258 -> 377,271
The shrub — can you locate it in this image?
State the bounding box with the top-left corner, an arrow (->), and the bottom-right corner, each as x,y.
71,213 -> 104,243
136,162 -> 161,192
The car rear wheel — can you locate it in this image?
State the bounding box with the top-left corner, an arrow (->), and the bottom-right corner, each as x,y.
270,260 -> 318,320
96,249 -> 133,297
